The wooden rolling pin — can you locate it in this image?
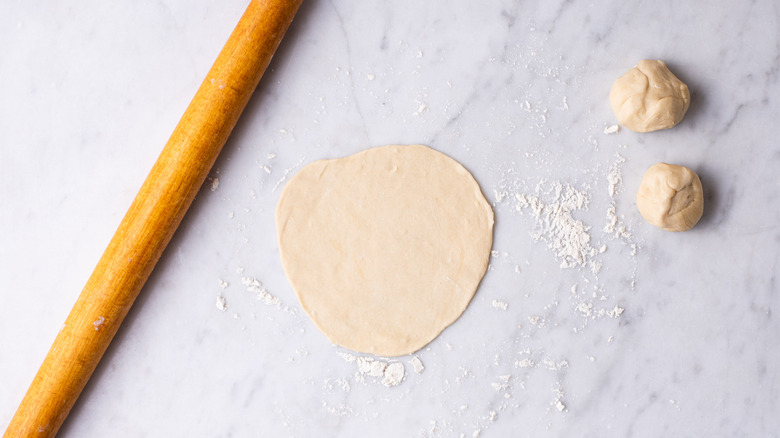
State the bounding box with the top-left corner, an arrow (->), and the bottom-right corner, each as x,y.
4,0 -> 302,436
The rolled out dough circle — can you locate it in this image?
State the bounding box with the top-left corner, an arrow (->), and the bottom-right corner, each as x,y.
276,145 -> 494,356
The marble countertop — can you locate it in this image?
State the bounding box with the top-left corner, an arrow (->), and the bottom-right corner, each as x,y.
2,1 -> 778,436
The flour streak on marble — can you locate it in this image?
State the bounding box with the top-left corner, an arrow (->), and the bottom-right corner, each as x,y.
1,0 -> 778,437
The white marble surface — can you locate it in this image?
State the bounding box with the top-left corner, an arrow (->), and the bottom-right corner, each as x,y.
1,1 -> 779,436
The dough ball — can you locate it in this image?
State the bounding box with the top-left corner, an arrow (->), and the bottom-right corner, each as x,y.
610,60 -> 690,132
276,145 -> 494,356
636,162 -> 703,232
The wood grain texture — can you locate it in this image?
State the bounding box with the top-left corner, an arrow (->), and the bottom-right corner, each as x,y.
4,1 -> 301,436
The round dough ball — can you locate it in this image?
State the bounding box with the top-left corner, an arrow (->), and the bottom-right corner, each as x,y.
610,60 -> 690,132
636,162 -> 703,232
276,145 -> 494,356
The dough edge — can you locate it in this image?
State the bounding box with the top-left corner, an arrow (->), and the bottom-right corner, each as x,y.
275,144 -> 495,356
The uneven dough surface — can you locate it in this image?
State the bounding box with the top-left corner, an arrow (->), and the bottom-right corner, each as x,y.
637,162 -> 703,232
276,145 -> 494,356
610,60 -> 690,132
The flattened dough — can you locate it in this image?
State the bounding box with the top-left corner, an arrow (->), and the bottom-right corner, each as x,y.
276,145 -> 494,356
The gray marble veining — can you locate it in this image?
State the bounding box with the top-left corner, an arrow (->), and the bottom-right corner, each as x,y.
1,0 -> 778,436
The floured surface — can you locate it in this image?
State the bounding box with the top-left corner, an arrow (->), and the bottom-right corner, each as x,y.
3,2 -> 778,438
276,145 -> 494,356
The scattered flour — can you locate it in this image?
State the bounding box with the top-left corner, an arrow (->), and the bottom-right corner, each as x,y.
491,375 -> 512,393
491,300 -> 509,310
242,277 -> 277,305
607,153 -> 626,197
358,356 -> 387,377
382,362 -> 406,387
604,204 -> 632,239
273,156 -> 307,192
339,353 -> 406,387
603,152 -> 636,244
209,67 -> 642,434
576,301 -> 594,317
607,305 -> 625,318
515,182 -> 597,268
410,356 -> 425,374
414,101 -> 429,116
242,276 -> 294,314
493,146 -> 636,341
553,382 -> 567,412
215,295 -> 227,312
